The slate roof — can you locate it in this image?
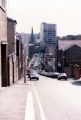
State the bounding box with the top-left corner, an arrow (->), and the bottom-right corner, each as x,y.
58,40 -> 81,51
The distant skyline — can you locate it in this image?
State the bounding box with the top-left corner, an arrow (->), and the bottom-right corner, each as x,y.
7,0 -> 81,36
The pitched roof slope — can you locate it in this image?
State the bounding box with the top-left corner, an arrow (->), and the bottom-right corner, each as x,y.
58,40 -> 81,51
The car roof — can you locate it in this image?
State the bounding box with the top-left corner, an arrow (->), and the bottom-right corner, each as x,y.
59,73 -> 67,75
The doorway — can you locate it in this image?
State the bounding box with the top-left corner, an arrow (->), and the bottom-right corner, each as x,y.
1,44 -> 8,86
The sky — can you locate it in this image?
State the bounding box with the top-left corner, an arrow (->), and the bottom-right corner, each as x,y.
7,0 -> 81,36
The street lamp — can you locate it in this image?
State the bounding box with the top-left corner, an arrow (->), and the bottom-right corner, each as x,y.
23,45 -> 27,83
62,56 -> 65,72
40,45 -> 46,70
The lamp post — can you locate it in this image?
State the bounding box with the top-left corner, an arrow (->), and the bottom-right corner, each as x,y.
23,46 -> 27,83
62,56 -> 65,72
41,45 -> 46,70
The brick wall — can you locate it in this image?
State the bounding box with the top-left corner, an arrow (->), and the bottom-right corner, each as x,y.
0,8 -> 7,42
7,18 -> 17,55
0,6 -> 7,87
65,45 -> 81,65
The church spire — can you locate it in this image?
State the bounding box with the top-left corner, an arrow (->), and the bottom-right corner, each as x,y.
31,27 -> 33,35
29,27 -> 35,44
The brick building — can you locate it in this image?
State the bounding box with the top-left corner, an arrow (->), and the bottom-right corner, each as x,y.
0,0 -> 8,86
55,40 -> 81,74
16,35 -> 24,80
7,17 -> 17,85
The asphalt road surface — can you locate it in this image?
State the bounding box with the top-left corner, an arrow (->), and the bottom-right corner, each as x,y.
31,75 -> 81,120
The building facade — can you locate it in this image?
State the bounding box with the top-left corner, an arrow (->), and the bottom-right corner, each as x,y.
7,18 -> 17,85
55,40 -> 81,77
16,31 -> 40,60
40,23 -> 56,72
40,22 -> 56,47
16,34 -> 24,80
16,33 -> 30,59
0,0 -> 8,86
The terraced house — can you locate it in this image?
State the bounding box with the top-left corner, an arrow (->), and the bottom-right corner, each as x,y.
0,0 -> 8,86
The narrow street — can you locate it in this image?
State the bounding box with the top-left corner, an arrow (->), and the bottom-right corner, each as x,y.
29,75 -> 81,120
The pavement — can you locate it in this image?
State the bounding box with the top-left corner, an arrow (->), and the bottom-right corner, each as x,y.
0,76 -> 45,120
0,77 -> 30,120
0,76 -> 81,120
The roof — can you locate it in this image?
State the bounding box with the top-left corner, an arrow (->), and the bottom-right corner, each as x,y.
7,17 -> 17,24
35,39 -> 41,43
29,43 -> 34,46
58,40 -> 81,51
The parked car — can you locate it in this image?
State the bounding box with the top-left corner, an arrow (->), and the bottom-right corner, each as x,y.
45,72 -> 59,78
58,73 -> 67,80
27,69 -> 33,78
29,72 -> 39,80
53,72 -> 59,78
45,72 -> 54,77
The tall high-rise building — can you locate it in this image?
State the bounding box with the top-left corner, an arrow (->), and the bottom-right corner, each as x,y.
40,22 -> 56,47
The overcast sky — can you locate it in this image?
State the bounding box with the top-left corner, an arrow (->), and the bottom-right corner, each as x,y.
7,0 -> 81,36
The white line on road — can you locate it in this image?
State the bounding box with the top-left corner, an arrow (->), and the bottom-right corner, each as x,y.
25,92 -> 35,120
32,83 -> 46,120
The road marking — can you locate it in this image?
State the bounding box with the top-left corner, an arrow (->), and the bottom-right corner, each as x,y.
25,92 -> 35,120
32,83 -> 46,120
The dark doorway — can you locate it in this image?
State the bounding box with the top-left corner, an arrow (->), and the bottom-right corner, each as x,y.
1,44 -> 8,86
7,57 -> 10,86
12,59 -> 14,83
